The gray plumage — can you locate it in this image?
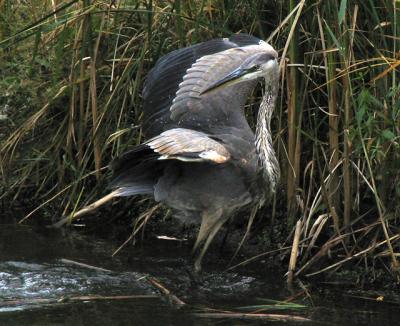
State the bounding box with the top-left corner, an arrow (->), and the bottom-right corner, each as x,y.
109,34 -> 280,271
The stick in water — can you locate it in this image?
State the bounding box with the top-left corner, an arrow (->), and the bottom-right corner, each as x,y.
51,189 -> 121,228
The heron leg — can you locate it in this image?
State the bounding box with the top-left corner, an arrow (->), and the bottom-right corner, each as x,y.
193,208 -> 229,272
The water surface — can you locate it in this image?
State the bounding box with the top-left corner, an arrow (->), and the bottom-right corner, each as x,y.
0,223 -> 398,325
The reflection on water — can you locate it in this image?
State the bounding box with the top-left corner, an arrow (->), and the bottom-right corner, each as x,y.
0,223 -> 399,325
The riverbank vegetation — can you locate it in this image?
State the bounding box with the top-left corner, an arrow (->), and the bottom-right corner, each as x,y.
1,0 -> 399,284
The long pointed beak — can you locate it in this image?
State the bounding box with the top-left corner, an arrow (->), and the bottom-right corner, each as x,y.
200,67 -> 258,95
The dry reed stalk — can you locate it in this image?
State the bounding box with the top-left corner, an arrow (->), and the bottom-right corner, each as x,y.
225,246 -> 292,271
90,13 -> 106,179
1,84 -> 68,165
78,16 -> 87,166
285,0 -> 305,225
296,214 -> 389,277
66,17 -> 82,167
297,214 -> 376,276
112,204 -> 161,257
295,233 -> 346,277
287,220 -> 302,285
341,5 -> 358,230
305,234 -> 400,277
314,149 -> 349,257
303,214 -> 329,259
17,166 -> 108,224
320,7 -> 340,218
353,96 -> 400,276
393,0 -> 399,109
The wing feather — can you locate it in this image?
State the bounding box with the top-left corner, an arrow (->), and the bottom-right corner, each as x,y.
168,45 -> 268,124
141,34 -> 262,137
146,128 -> 230,164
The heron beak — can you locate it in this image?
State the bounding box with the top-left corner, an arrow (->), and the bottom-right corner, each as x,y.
200,66 -> 259,95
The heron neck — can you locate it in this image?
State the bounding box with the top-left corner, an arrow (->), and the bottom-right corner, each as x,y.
255,81 -> 280,193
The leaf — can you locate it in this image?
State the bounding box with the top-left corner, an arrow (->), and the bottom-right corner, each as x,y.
356,106 -> 366,124
323,20 -> 344,56
381,129 -> 396,141
338,0 -> 348,24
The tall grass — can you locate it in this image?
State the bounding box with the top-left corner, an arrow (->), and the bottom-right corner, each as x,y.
0,0 -> 399,281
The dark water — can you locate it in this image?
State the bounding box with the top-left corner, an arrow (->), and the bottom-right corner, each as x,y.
0,223 -> 399,325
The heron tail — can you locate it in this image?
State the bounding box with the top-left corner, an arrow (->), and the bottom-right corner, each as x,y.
108,144 -> 163,197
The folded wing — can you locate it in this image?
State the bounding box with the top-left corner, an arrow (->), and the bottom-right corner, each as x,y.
109,128 -> 230,196
146,128 -> 230,163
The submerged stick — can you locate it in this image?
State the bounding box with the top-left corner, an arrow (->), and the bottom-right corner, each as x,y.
0,294 -> 158,308
60,259 -> 186,308
60,294 -> 158,302
147,277 -> 186,307
193,312 -> 310,322
51,189 -> 120,228
60,258 -> 113,273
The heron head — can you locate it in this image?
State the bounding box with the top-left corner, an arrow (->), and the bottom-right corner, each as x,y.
200,47 -> 279,95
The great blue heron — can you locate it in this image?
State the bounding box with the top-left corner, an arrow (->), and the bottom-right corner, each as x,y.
65,34 -> 280,271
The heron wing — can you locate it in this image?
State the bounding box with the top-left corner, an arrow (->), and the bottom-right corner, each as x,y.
168,45 -> 263,126
108,128 -> 230,197
146,128 -> 230,163
142,34 -> 262,137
